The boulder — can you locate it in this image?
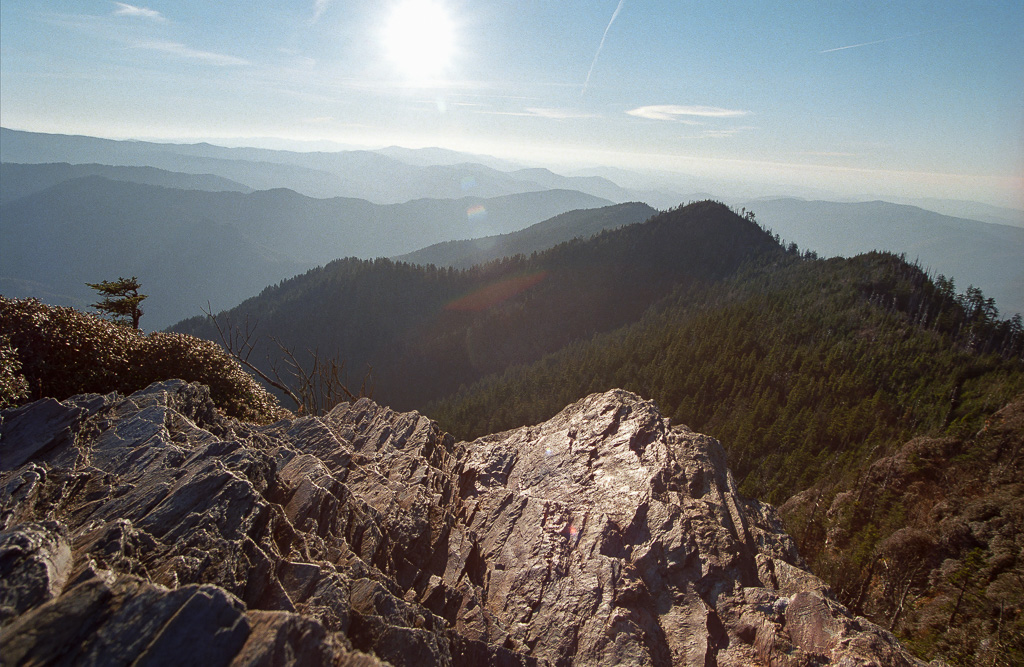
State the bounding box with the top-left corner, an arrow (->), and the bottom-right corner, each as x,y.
0,380 -> 926,665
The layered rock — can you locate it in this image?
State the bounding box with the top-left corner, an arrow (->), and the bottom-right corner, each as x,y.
0,380 -> 924,665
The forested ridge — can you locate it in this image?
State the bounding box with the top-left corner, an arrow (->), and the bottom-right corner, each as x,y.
427,244 -> 1024,665
173,200 -> 781,410
430,250 -> 1023,501
169,199 -> 1024,664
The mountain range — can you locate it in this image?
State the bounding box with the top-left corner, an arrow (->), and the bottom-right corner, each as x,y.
4,128 -> 1021,326
171,201 -> 781,411
743,197 -> 1024,316
393,201 -> 658,268
0,128 -> 672,205
0,170 -> 610,328
2,122 -> 1023,663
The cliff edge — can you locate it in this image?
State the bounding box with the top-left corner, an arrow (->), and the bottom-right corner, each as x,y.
0,380 -> 924,665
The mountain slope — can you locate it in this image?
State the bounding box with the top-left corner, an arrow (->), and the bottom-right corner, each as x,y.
0,175 -> 610,328
781,393 -> 1024,664
745,198 -> 1024,316
0,379 -> 926,665
431,251 -> 1023,498
0,162 -> 252,202
171,201 -> 781,411
394,202 -> 658,268
426,249 -> 1024,665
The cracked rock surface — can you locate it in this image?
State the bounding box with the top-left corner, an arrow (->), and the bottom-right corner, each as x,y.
0,380 -> 924,665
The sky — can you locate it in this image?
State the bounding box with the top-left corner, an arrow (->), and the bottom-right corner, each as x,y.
1,0 -> 1023,207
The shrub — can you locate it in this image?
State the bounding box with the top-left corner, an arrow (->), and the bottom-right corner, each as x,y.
0,297 -> 288,424
0,335 -> 29,410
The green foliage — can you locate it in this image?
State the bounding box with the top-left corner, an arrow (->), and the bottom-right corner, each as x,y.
173,200 -> 782,412
431,252 -> 1023,503
0,335 -> 29,410
795,409 -> 1024,667
86,276 -> 147,329
426,249 -> 1024,665
0,297 -> 287,423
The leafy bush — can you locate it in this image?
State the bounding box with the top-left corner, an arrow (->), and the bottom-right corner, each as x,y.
0,297 -> 288,423
0,335 -> 29,410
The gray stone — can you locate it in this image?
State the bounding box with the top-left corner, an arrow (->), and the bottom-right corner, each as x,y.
0,398 -> 86,472
0,521 -> 73,625
0,380 -> 926,665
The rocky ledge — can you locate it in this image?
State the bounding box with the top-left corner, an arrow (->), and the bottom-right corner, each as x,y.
0,380 -> 924,666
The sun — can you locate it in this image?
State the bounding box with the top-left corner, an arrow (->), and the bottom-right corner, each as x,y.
382,0 -> 457,83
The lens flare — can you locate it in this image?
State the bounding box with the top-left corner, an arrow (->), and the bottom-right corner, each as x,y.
445,271 -> 548,312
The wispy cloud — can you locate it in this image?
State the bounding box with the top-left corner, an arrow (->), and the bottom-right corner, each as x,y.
524,107 -> 600,120
478,107 -> 600,120
112,3 -> 167,22
312,0 -> 331,23
581,0 -> 626,97
801,150 -> 858,157
626,105 -> 750,121
130,40 -> 250,66
699,126 -> 756,138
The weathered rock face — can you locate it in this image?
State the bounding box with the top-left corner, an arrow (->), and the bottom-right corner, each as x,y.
0,380 -> 925,666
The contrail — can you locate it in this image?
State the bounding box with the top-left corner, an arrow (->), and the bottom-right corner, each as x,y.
819,35 -> 905,53
819,26 -> 956,54
581,0 -> 626,97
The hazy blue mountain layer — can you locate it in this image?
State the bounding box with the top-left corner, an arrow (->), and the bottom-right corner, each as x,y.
394,201 -> 657,268
0,162 -> 252,202
1,174 -> 610,328
744,197 -> 1024,316
1,128 -> 658,205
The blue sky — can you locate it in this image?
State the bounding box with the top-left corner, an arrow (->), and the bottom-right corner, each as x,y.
1,0 -> 1022,206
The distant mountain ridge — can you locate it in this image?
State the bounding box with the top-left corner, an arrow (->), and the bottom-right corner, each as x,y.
870,195 -> 1024,228
172,201 -> 781,411
744,197 -> 1024,316
0,127 -> 656,205
0,162 -> 252,202
0,174 -> 611,328
394,202 -> 658,268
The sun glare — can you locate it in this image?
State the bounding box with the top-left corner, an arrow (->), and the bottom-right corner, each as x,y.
383,0 -> 457,83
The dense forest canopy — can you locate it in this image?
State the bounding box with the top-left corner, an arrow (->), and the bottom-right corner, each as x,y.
430,250 -> 1024,501
173,200 -> 783,410
425,236 -> 1024,665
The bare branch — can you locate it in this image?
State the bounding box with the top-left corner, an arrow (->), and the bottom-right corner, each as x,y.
204,304 -> 302,410
203,303 -> 370,416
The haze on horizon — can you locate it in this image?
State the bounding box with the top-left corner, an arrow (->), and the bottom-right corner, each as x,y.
1,0 -> 1022,208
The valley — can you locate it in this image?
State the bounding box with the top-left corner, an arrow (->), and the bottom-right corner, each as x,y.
2,128 -> 1023,666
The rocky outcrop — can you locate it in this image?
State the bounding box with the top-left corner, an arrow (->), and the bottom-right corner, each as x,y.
780,394 -> 1024,664
0,380 -> 925,665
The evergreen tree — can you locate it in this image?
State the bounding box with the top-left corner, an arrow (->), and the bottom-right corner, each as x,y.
86,276 -> 147,329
